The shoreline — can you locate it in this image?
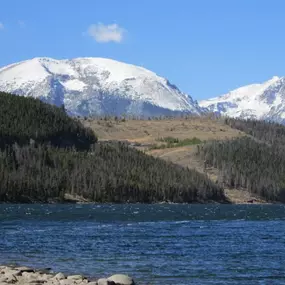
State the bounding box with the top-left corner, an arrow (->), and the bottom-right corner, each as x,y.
0,200 -> 275,205
0,265 -> 136,285
0,192 -> 274,205
0,190 -> 275,205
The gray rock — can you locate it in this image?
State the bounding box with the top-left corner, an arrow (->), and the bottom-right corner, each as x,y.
0,266 -> 7,273
15,266 -> 34,273
67,275 -> 84,281
41,274 -> 54,280
21,272 -> 39,281
78,280 -> 89,285
46,281 -> 60,285
1,269 -> 21,277
53,273 -> 66,280
21,271 -> 33,278
97,279 -> 108,285
37,268 -> 52,274
60,279 -> 77,285
107,274 -> 134,285
3,273 -> 17,284
10,271 -> 21,277
97,278 -> 115,285
87,282 -> 98,285
0,276 -> 8,283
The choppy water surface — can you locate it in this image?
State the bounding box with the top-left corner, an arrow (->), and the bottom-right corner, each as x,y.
1,204 -> 285,284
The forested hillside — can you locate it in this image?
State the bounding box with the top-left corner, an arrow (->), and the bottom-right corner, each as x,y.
0,142 -> 225,203
3,91 -> 285,204
198,118 -> 285,202
0,91 -> 97,150
0,92 -> 226,203
225,118 -> 285,145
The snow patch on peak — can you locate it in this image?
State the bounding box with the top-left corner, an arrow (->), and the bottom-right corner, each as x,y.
200,76 -> 285,123
270,76 -> 280,82
65,57 -> 163,85
61,79 -> 86,92
0,57 -> 204,117
0,59 -> 49,92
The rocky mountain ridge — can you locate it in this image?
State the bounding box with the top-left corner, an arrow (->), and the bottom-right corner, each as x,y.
0,57 -> 204,117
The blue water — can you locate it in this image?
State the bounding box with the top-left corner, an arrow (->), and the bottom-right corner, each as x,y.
1,204 -> 285,284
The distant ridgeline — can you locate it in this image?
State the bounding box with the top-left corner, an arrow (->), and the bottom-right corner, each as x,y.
198,118 -> 285,202
0,92 -> 225,203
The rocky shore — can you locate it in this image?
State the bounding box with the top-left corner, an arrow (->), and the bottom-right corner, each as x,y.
0,266 -> 136,285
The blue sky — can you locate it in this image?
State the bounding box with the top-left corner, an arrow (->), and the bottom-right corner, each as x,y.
0,0 -> 285,100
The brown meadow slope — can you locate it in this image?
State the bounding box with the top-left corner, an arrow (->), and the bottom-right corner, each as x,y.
83,116 -> 242,143
83,116 -> 267,204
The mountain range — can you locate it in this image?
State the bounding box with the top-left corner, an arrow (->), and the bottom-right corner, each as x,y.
0,57 -> 204,117
200,76 -> 285,123
1,57 -> 285,122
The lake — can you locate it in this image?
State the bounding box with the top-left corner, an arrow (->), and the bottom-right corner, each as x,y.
0,204 -> 285,284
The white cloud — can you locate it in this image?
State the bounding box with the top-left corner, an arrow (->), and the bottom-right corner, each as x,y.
0,22 -> 4,30
87,23 -> 125,43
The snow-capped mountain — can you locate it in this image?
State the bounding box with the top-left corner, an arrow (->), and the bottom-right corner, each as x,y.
0,57 -> 204,117
200,76 -> 285,123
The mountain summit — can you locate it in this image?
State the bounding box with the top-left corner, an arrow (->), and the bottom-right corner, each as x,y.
200,76 -> 285,123
0,57 -> 204,117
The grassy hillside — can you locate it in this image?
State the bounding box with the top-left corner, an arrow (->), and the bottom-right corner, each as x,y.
84,116 -> 285,203
3,92 -> 283,204
84,116 -> 254,203
82,115 -> 243,144
0,93 -> 226,203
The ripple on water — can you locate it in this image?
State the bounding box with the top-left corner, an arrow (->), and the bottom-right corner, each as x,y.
0,204 -> 285,285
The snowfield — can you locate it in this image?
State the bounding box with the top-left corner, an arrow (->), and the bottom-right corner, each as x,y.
0,57 -> 204,117
200,76 -> 285,123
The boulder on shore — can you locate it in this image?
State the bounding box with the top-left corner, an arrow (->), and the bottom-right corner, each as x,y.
0,266 -> 136,285
107,274 -> 135,285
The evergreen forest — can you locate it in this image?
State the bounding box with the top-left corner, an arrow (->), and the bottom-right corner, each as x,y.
0,92 -> 225,203
198,118 -> 285,202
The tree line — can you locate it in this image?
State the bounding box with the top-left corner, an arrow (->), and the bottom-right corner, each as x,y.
0,92 -> 226,203
198,118 -> 285,202
0,91 -> 97,150
0,142 -> 226,203
225,117 -> 285,146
